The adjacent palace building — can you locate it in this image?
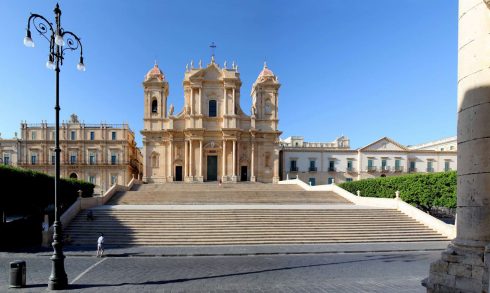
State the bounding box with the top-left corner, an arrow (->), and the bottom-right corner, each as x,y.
0,114 -> 142,194
0,57 -> 456,187
280,135 -> 456,186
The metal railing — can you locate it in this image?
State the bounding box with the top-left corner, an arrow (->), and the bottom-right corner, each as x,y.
367,166 -> 377,172
427,167 -> 435,173
308,167 -> 317,172
346,167 -> 355,172
381,166 -> 390,172
290,166 -> 298,172
409,167 -> 417,172
328,167 -> 336,172
394,166 -> 404,172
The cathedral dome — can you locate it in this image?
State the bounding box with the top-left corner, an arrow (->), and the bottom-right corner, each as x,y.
145,63 -> 165,82
256,62 -> 277,83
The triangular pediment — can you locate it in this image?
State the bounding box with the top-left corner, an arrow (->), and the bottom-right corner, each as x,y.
189,64 -> 223,81
360,137 -> 408,151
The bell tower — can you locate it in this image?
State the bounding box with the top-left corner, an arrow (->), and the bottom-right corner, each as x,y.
143,62 -> 169,131
251,62 -> 280,131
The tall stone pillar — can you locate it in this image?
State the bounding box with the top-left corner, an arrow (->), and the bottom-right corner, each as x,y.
231,140 -> 237,182
189,140 -> 193,180
251,142 -> 256,182
198,87 -> 202,115
198,140 -> 203,182
222,139 -> 227,181
184,140 -> 188,179
272,147 -> 279,184
426,1 -> 490,292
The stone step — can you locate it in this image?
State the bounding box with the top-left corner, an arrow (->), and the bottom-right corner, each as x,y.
66,207 -> 448,246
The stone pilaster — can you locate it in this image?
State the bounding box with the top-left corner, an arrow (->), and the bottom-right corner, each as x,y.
426,1 -> 490,292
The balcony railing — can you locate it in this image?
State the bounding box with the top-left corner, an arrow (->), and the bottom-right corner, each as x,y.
394,166 -> 404,172
427,167 -> 435,173
18,160 -> 133,166
445,168 -> 452,172
381,166 -> 390,172
367,166 -> 377,172
308,167 -> 317,172
346,167 -> 355,173
409,167 -> 417,173
290,166 -> 298,172
328,167 -> 336,172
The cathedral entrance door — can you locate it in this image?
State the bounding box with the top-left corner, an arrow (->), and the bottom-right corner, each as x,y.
175,166 -> 183,181
240,166 -> 248,181
207,156 -> 218,181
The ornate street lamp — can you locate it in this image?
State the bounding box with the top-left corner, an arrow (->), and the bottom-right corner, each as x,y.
24,3 -> 84,290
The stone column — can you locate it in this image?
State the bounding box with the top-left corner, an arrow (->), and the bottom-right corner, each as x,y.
198,87 -> 202,115
272,147 -> 279,184
190,88 -> 194,115
426,1 -> 490,292
184,140 -> 188,179
250,142 -> 256,182
222,139 -> 227,181
231,140 -> 237,182
223,88 -> 228,115
169,140 -> 174,181
232,88 -> 236,115
166,141 -> 171,181
189,140 -> 193,180
198,140 -> 203,182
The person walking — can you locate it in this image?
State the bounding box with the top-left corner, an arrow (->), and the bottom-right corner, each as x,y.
96,233 -> 105,257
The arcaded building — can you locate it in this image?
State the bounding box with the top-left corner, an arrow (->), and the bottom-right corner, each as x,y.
141,58 -> 281,183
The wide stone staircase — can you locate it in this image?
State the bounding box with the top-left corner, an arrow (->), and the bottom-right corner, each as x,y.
107,183 -> 350,205
65,183 -> 449,246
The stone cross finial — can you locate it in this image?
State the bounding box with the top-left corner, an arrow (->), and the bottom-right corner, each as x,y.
199,60 -> 202,68
224,61 -> 227,69
190,60 -> 194,68
186,64 -> 189,71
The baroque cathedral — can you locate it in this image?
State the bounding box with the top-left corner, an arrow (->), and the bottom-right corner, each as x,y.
141,57 -> 281,183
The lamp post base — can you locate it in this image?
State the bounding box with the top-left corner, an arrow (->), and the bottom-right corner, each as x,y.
48,221 -> 68,290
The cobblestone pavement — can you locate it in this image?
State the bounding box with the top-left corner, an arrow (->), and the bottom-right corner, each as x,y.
0,251 -> 439,292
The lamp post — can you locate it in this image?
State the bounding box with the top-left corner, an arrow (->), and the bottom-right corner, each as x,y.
24,3 -> 85,290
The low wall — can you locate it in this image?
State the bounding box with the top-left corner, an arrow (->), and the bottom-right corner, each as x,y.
279,178 -> 456,238
43,178 -> 140,246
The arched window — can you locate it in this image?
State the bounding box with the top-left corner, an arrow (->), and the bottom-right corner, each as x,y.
151,153 -> 159,168
151,99 -> 158,113
69,173 -> 78,179
209,100 -> 217,117
264,99 -> 272,114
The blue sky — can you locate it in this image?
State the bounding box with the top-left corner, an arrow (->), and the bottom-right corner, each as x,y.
0,0 -> 457,148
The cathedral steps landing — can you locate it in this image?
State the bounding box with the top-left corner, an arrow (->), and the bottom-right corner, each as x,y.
65,183 -> 450,246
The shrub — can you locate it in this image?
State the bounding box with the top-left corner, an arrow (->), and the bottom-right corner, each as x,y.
0,164 -> 94,216
338,171 -> 456,210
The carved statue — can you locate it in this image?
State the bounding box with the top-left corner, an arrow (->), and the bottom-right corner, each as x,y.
190,60 -> 194,68
251,105 -> 256,116
199,60 -> 202,68
224,61 -> 227,68
70,113 -> 79,123
168,104 -> 174,116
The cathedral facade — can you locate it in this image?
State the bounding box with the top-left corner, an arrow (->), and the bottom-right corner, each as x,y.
141,57 -> 281,183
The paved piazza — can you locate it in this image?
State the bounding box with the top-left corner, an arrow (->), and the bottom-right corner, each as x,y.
0,250 -> 440,292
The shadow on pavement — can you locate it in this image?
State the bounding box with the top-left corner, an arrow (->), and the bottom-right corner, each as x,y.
69,253 -> 426,289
